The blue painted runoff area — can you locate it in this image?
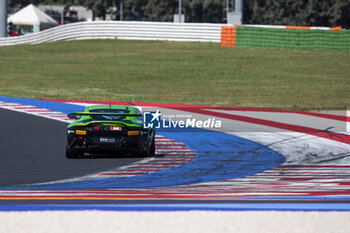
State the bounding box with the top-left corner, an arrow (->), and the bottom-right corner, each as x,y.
0,96 -> 285,190
2,203 -> 350,212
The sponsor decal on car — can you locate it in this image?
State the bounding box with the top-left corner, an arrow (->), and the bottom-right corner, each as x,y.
75,130 -> 86,135
128,131 -> 140,136
100,137 -> 115,143
67,130 -> 75,134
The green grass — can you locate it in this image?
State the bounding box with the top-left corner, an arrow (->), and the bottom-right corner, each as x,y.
0,39 -> 349,110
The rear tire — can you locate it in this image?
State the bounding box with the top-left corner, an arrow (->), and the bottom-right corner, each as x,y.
140,135 -> 155,157
150,135 -> 155,156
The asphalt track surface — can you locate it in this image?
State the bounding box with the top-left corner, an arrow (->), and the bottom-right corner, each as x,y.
0,108 -> 143,186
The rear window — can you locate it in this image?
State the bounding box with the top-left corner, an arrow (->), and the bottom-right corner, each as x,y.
89,109 -> 128,121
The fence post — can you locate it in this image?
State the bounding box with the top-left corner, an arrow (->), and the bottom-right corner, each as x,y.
0,0 -> 7,37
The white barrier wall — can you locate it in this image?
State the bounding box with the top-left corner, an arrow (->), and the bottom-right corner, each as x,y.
0,21 -> 223,46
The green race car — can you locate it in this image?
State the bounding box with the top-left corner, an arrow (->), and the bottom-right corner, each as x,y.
66,105 -> 155,158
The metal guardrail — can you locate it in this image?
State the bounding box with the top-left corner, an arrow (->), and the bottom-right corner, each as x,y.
0,21 -> 223,46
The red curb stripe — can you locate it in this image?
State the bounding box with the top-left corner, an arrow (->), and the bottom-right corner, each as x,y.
26,110 -> 53,113
0,103 -> 25,106
203,106 -> 348,122
178,107 -> 350,145
45,98 -> 348,122
13,106 -> 39,110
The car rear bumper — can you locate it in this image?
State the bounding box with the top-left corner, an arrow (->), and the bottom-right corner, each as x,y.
67,134 -> 150,154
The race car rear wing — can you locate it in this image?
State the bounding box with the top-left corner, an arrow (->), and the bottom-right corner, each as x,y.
67,112 -> 142,119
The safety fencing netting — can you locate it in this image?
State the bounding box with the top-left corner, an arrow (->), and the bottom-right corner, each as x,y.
221,25 -> 350,51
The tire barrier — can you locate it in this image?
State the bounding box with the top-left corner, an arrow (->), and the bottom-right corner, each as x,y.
0,21 -> 223,46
